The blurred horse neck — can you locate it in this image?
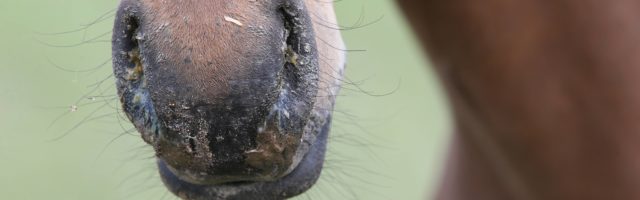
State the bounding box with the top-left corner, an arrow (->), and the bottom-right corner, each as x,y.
398,0 -> 640,199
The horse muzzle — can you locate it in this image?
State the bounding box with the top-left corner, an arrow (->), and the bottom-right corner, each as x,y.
111,1 -> 329,197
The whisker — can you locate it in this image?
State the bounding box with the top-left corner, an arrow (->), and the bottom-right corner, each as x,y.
49,102 -> 111,141
316,35 -> 366,52
36,30 -> 111,48
311,6 -> 384,31
35,8 -> 116,36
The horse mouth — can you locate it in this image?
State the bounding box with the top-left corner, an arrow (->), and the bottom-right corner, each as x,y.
157,119 -> 330,200
111,0 -> 334,199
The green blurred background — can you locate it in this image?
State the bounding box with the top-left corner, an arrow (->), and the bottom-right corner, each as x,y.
0,0 -> 451,199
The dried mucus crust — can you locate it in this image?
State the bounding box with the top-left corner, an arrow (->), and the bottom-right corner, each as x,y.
112,0 -> 330,196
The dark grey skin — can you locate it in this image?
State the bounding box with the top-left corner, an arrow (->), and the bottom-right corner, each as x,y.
157,121 -> 330,200
111,0 -> 345,199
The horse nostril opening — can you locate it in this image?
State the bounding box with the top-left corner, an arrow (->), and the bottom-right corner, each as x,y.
112,5 -> 163,146
116,13 -> 141,64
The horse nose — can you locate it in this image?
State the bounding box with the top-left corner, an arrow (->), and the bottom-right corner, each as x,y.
111,0 -> 320,184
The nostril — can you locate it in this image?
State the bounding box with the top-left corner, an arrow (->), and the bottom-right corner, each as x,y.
114,10 -> 140,62
112,4 -> 163,146
123,20 -> 142,81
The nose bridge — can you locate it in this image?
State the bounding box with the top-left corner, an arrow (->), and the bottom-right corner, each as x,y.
139,0 -> 286,101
